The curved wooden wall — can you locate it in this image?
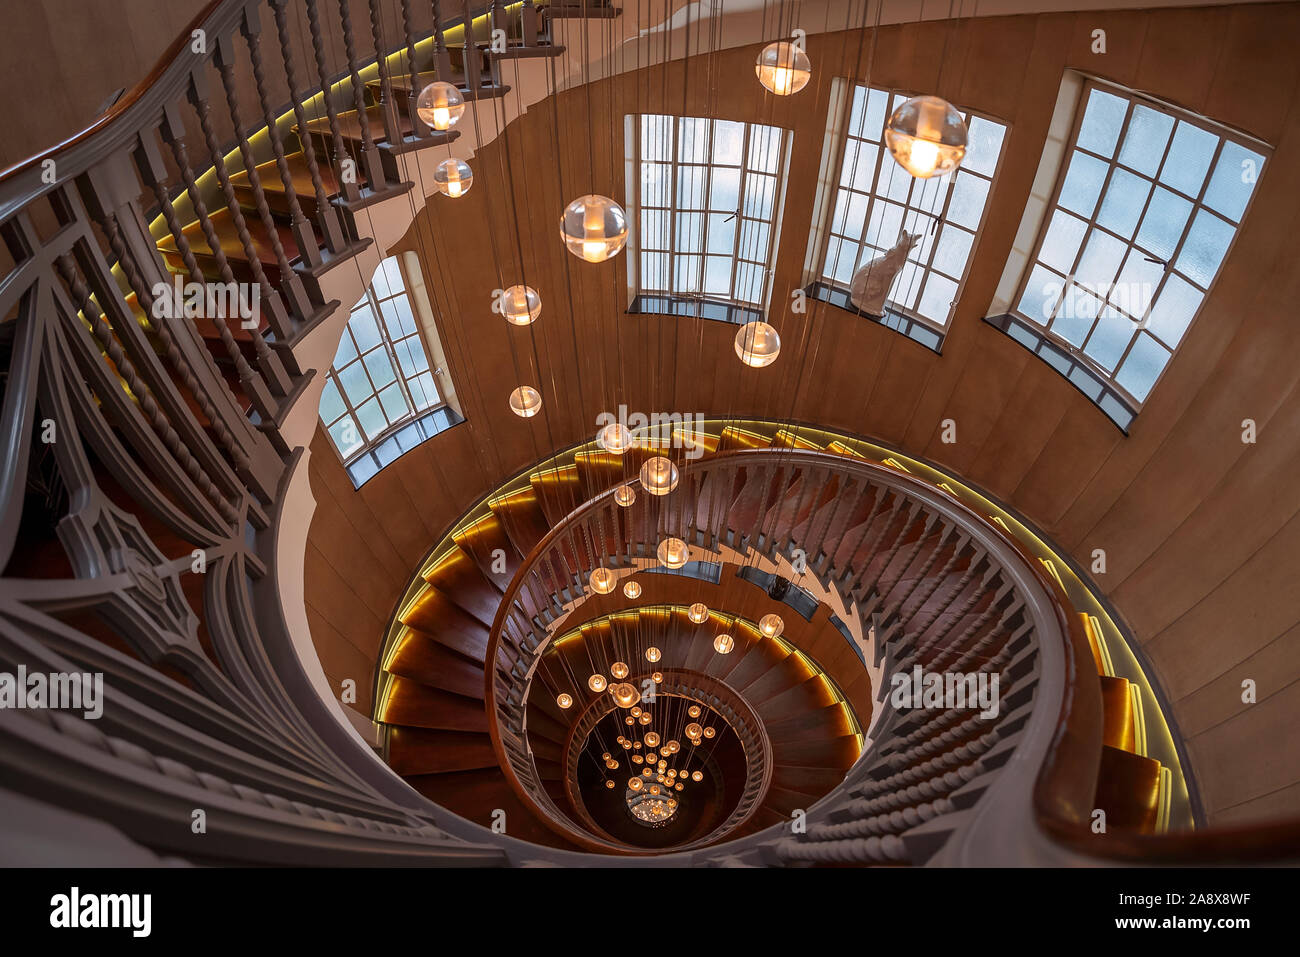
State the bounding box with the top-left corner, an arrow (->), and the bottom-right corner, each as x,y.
305,3 -> 1300,826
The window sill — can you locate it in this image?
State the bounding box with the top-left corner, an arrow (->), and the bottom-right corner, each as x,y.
983,313 -> 1135,433
343,406 -> 466,488
628,294 -> 765,326
806,282 -> 945,354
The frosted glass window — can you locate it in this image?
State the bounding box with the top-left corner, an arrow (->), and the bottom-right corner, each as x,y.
819,84 -> 1007,330
634,114 -> 789,309
1015,82 -> 1266,410
319,256 -> 443,462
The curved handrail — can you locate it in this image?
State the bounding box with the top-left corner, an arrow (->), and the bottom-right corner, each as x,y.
483,446 -> 1088,855
0,0 -> 227,187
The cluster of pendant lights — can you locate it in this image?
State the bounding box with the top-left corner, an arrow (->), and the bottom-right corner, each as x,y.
433,33 -> 967,408
755,38 -> 969,178
577,651 -> 717,804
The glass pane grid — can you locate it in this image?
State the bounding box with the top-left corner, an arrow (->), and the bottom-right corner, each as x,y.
319,266 -> 444,464
820,84 -> 1006,331
635,113 -> 787,309
1014,82 -> 1264,408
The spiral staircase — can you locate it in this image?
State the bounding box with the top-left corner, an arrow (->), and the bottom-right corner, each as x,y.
2,0 -> 1298,868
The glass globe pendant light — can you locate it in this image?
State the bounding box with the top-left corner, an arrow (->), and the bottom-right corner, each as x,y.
623,580 -> 642,599
759,613 -> 785,638
611,661 -> 629,680
501,284 -> 541,326
610,682 -> 640,708
755,41 -> 811,96
735,320 -> 781,367
685,722 -> 703,740
588,673 -> 608,693
713,633 -> 734,654
597,422 -> 633,454
433,157 -> 473,197
613,484 -> 637,507
645,646 -> 662,663
508,385 -> 542,418
560,194 -> 628,262
657,537 -> 689,569
589,567 -> 616,594
688,602 -> 709,624
556,693 -> 573,709
415,80 -> 466,131
639,456 -> 679,495
691,771 -> 703,782
884,95 -> 968,179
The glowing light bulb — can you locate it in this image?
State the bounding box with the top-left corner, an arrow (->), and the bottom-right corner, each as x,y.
611,683 -> 640,708
557,693 -> 573,709
560,194 -> 628,262
614,484 -> 637,507
755,41 -> 811,96
433,158 -> 473,198
508,386 -> 542,418
735,320 -> 781,367
500,284 -> 541,325
588,673 -> 607,693
639,456 -> 679,495
657,537 -> 689,569
688,602 -> 708,624
713,633 -> 734,654
884,95 -> 968,179
597,422 -> 633,454
759,613 -> 785,638
611,661 -> 629,680
645,646 -> 662,663
623,580 -> 642,600
415,80 -> 466,130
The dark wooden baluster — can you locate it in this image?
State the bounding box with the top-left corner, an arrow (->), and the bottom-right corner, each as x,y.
269,0 -> 348,253
142,163 -> 280,428
212,32 -> 316,323
160,101 -> 293,404
520,0 -> 540,46
187,71 -> 298,348
367,0 -> 403,147
338,0 -> 387,190
304,0 -> 362,204
399,0 -> 427,135
53,254 -> 241,527
101,209 -> 251,479
429,0 -> 454,80
461,0 -> 484,92
240,7 -> 323,270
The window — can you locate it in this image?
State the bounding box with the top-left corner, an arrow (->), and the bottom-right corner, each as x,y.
817,84 -> 1006,339
1012,81 -> 1266,411
319,257 -> 446,466
630,114 -> 790,317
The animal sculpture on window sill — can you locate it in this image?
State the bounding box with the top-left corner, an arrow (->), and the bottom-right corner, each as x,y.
848,231 -> 921,318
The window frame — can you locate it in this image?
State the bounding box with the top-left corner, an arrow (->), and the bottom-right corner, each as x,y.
628,113 -> 793,318
1009,77 -> 1268,412
320,258 -> 445,467
813,82 -> 1010,339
